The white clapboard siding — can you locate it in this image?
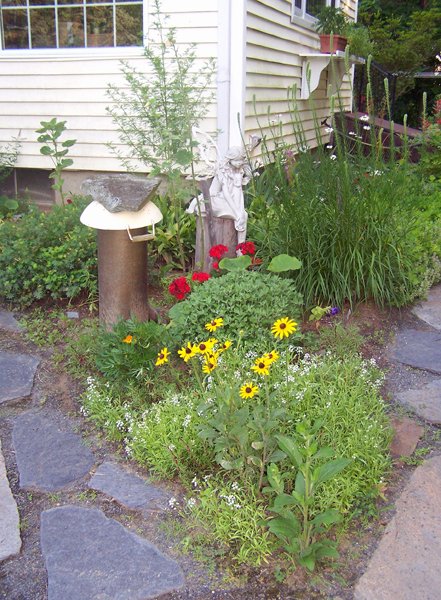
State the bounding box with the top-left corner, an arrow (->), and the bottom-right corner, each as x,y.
0,1 -> 218,172
244,0 -> 357,155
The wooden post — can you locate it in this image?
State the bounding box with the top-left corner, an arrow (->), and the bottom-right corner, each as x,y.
194,179 -> 238,272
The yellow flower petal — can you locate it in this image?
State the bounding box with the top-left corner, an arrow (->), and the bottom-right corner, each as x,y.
239,382 -> 259,399
271,317 -> 297,339
205,317 -> 224,333
155,347 -> 170,366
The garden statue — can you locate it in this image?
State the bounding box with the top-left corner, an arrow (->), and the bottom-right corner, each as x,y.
187,132 -> 260,269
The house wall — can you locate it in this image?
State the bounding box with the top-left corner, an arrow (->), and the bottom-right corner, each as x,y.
0,0 -> 219,187
244,0 -> 357,156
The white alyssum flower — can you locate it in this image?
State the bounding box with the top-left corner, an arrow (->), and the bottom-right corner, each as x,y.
363,125 -> 371,131
330,155 -> 337,160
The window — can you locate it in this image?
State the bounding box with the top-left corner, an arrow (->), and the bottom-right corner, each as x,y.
0,0 -> 143,50
293,0 -> 339,24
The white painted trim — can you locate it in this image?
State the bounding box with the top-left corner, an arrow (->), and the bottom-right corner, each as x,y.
216,0 -> 231,156
229,0 -> 246,147
0,47 -> 145,61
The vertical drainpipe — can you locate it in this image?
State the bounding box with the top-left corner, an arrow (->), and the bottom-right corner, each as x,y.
217,0 -> 247,154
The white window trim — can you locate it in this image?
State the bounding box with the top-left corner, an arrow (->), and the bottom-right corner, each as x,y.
0,0 -> 148,57
291,0 -> 340,30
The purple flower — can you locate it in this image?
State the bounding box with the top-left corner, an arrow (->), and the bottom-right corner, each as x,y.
328,307 -> 340,316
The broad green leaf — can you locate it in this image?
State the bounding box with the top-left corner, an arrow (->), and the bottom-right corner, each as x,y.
314,458 -> 351,485
315,542 -> 339,560
62,139 -> 76,148
312,447 -> 334,461
251,440 -> 264,450
311,509 -> 342,528
39,146 -> 52,156
266,463 -> 284,494
218,255 -> 252,271
247,455 -> 262,467
267,514 -> 301,540
268,449 -> 286,463
299,552 -> 316,572
275,434 -> 302,468
267,254 -> 302,272
295,471 -> 305,496
273,493 -> 299,511
168,300 -> 187,322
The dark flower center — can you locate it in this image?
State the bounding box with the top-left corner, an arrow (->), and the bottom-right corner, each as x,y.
280,323 -> 286,329
159,354 -> 164,360
200,344 -> 206,351
259,362 -> 265,369
185,348 -> 192,354
246,387 -> 252,393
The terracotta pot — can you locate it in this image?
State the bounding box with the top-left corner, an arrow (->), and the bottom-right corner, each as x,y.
319,34 -> 347,54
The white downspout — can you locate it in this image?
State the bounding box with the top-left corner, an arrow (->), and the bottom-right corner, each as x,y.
228,0 -> 247,147
217,0 -> 247,154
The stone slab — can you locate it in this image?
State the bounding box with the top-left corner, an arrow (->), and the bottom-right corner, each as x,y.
0,310 -> 23,333
12,412 -> 95,492
412,284 -> 441,331
88,461 -> 169,511
41,505 -> 184,600
389,329 -> 441,374
395,379 -> 441,425
81,174 -> 160,213
389,416 -> 424,458
0,438 -> 21,562
0,352 -> 40,405
354,456 -> 441,600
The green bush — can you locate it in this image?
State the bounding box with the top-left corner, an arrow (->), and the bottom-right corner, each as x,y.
94,318 -> 171,387
168,270 -> 303,351
0,198 -> 97,306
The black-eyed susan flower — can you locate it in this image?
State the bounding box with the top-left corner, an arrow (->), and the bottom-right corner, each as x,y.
271,317 -> 297,339
122,334 -> 133,344
251,357 -> 270,377
205,317 -> 224,333
178,342 -> 197,362
202,352 -> 218,374
239,382 -> 259,399
263,350 -> 280,364
155,347 -> 170,366
195,339 -> 217,354
218,340 -> 232,353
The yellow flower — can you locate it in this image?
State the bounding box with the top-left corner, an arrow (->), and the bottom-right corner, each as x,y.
122,334 -> 133,344
218,340 -> 232,353
202,352 -> 218,374
263,350 -> 280,364
195,339 -> 217,354
251,357 -> 270,377
155,347 -> 170,366
205,317 -> 224,333
239,382 -> 259,399
271,317 -> 297,339
177,342 -> 197,362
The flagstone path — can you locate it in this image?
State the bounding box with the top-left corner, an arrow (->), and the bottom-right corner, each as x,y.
0,287 -> 441,599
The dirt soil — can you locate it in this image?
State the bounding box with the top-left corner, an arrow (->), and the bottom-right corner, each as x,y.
1,299 -> 441,600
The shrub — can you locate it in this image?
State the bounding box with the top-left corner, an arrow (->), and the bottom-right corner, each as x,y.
0,198 -> 97,306
168,270 -> 303,351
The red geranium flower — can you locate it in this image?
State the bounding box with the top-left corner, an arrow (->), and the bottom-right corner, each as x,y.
168,276 -> 191,300
191,272 -> 211,283
212,261 -> 219,271
209,244 -> 229,260
236,241 -> 256,256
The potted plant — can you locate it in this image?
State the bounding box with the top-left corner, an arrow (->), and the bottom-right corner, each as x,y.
314,6 -> 349,54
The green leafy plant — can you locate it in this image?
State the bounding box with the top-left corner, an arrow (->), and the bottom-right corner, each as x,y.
0,197 -> 97,307
94,317 -> 171,387
36,118 -> 76,203
168,270 -> 303,351
314,6 -> 349,35
0,195 -> 19,220
106,0 -> 214,269
0,136 -> 21,184
265,420 -> 351,571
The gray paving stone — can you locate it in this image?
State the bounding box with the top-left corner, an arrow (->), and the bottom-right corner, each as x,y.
395,379 -> 441,425
389,329 -> 441,374
12,412 -> 95,492
0,310 -> 23,333
412,284 -> 441,331
0,438 -> 21,562
41,505 -> 184,600
354,456 -> 441,600
88,461 -> 169,511
0,351 -> 39,405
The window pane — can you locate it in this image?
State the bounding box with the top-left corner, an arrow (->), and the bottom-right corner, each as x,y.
115,4 -> 142,46
2,9 -> 28,49
307,0 -> 326,17
29,0 -> 55,6
58,6 -> 85,47
87,5 -> 113,47
294,0 -> 302,8
2,1 -> 27,7
86,0 -> 109,4
30,7 -> 56,48
58,1 -> 83,5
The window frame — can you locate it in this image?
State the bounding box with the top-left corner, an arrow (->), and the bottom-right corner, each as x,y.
0,0 -> 147,54
291,0 -> 340,29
